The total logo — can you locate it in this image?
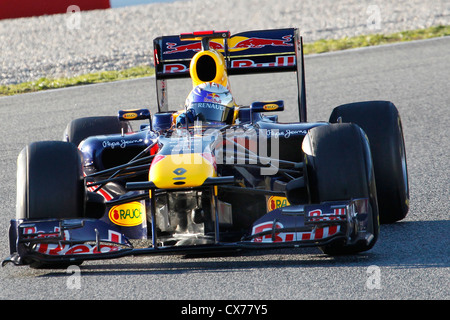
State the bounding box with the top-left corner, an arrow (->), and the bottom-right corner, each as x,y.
108,202 -> 146,227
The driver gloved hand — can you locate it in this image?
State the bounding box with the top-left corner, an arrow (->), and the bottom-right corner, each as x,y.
176,109 -> 196,127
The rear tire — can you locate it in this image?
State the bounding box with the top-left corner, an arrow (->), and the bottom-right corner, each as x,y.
303,123 -> 379,255
329,101 -> 409,223
63,116 -> 131,147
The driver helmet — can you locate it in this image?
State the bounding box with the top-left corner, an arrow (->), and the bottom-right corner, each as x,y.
184,82 -> 236,124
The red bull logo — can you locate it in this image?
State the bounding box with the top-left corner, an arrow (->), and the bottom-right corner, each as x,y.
231,35 -> 293,49
164,41 -> 224,54
205,92 -> 221,103
163,34 -> 293,54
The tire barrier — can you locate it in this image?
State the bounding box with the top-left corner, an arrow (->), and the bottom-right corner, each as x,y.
0,0 -> 111,20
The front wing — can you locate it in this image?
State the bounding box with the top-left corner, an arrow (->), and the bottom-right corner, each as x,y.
2,198 -> 373,267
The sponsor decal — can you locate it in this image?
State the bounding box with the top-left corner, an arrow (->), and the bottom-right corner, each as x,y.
164,41 -> 224,54
102,138 -> 143,149
162,56 -> 295,74
307,208 -> 346,222
205,92 -> 222,104
23,225 -> 68,240
24,226 -> 124,256
266,128 -> 308,139
231,35 -> 293,50
263,104 -> 279,111
163,63 -> 188,73
308,209 -> 322,217
122,112 -> 137,120
267,196 -> 290,211
231,55 -> 295,69
252,221 -> 288,243
251,221 -> 340,243
173,167 -> 187,175
163,35 -> 293,55
108,201 -> 146,227
196,102 -> 225,110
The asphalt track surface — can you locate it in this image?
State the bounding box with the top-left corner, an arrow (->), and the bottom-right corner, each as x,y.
0,37 -> 448,301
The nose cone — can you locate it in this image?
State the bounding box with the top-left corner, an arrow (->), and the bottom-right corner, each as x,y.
149,154 -> 216,189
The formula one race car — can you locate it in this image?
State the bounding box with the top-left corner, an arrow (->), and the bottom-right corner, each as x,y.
3,28 -> 409,268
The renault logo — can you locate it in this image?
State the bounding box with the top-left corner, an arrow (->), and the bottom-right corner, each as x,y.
173,168 -> 187,175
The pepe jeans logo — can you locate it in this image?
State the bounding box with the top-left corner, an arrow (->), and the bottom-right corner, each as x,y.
102,139 -> 143,149
108,202 -> 145,227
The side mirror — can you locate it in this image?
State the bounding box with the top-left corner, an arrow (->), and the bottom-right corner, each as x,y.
152,112 -> 175,132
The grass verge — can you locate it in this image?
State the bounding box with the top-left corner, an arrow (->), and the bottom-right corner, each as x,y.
0,65 -> 154,96
1,25 -> 449,96
303,24 -> 450,54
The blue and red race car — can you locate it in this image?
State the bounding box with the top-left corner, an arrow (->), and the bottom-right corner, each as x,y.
3,28 -> 409,268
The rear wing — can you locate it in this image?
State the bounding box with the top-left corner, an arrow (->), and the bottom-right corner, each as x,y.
153,28 -> 307,122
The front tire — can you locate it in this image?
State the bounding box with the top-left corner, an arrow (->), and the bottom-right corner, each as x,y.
303,123 -> 379,255
16,141 -> 85,268
17,141 -> 85,220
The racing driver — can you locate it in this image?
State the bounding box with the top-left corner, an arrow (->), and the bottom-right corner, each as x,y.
176,82 -> 237,127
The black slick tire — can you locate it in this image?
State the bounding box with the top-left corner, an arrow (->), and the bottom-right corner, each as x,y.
63,116 -> 131,147
303,123 -> 379,255
329,101 -> 409,223
16,141 -> 85,268
17,141 -> 85,220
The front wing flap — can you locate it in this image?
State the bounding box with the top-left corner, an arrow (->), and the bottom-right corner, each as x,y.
3,218 -> 133,266
244,198 -> 372,246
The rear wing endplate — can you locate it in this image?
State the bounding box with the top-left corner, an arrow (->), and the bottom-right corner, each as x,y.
153,28 -> 307,122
